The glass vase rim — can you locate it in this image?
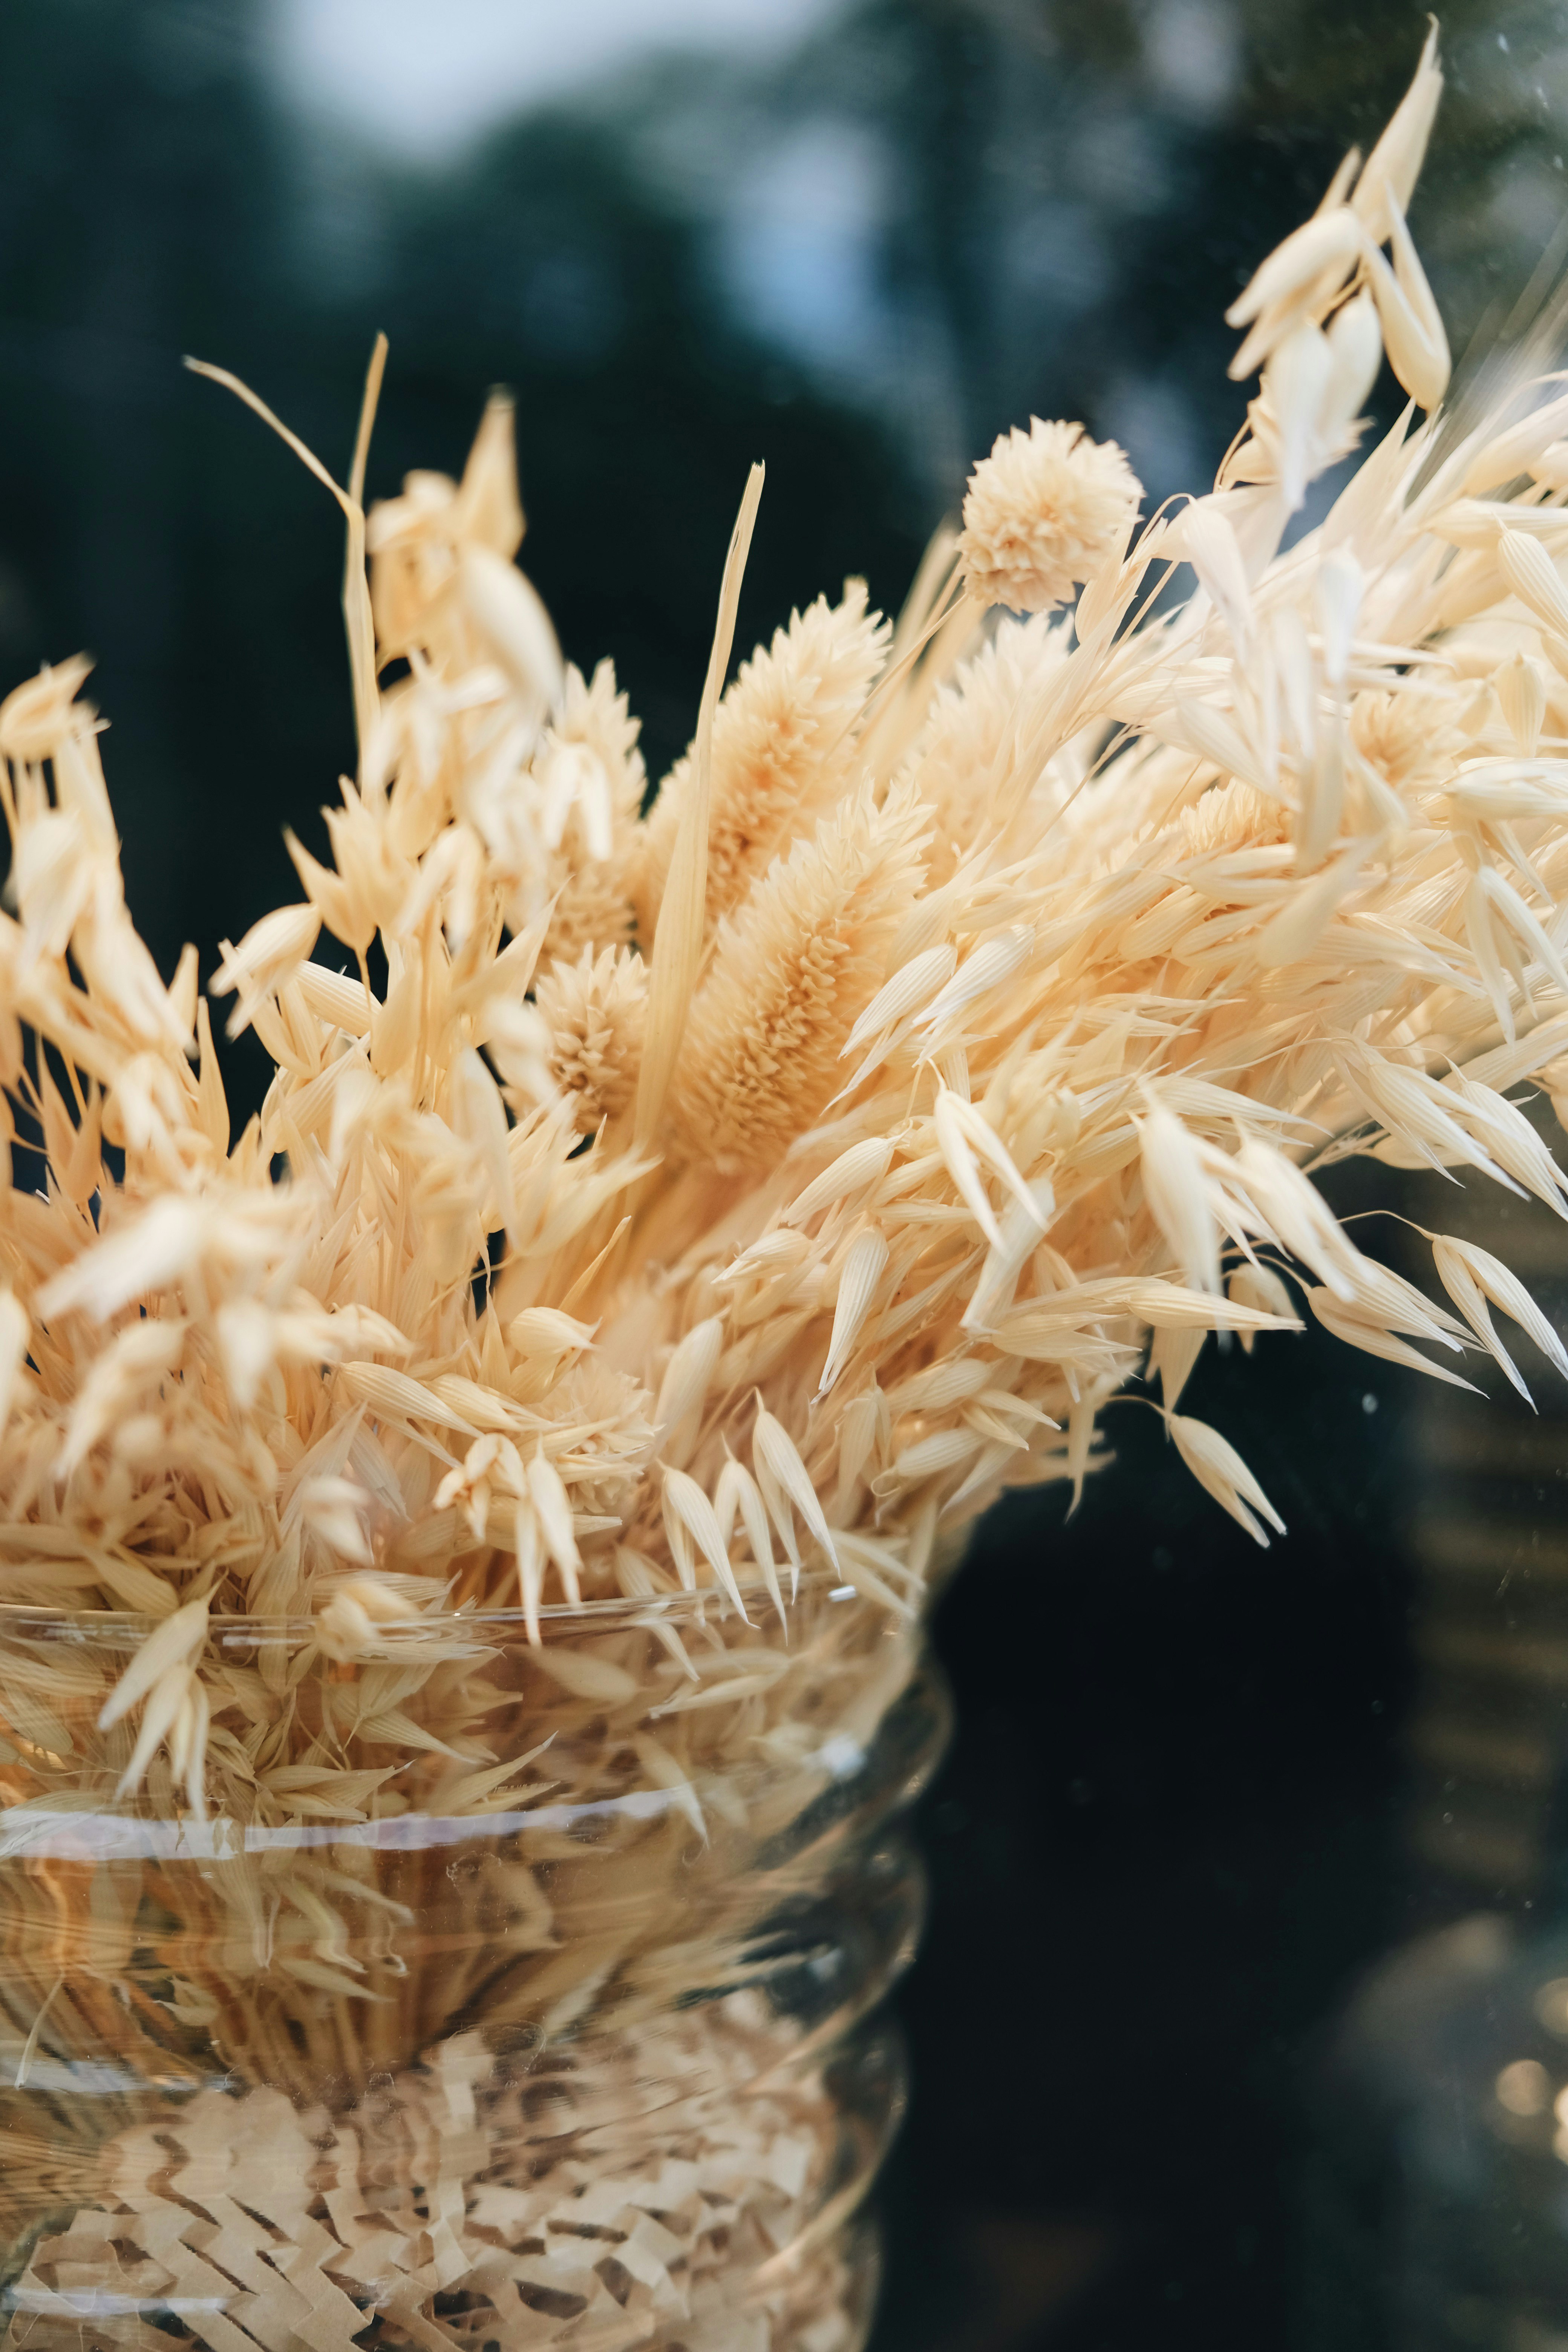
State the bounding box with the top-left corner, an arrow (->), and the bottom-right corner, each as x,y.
0,1569 -> 873,1650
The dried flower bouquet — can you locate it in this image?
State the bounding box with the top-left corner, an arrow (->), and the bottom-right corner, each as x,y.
3,23 -> 1568,2346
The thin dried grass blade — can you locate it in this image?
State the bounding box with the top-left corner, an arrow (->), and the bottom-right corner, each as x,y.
636,464 -> 765,1145
343,332 -> 388,757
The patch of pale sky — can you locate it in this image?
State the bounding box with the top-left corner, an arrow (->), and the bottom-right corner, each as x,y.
266,0 -> 841,159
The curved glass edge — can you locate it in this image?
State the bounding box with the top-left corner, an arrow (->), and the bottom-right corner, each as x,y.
0,1673 -> 948,1864
0,1568 -> 888,1651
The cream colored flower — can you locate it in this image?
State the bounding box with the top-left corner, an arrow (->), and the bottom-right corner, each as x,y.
959,418 -> 1141,613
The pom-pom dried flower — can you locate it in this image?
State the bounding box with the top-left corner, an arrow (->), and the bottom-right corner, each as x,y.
959,416 -> 1142,612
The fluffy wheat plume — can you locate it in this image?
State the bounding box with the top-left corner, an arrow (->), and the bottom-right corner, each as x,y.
1,21 -> 1566,2184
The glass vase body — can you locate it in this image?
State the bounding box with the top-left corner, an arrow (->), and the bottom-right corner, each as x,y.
0,1582 -> 946,2352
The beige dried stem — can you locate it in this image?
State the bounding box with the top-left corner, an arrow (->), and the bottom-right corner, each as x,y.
634,460 -> 766,1148
184,346 -> 383,756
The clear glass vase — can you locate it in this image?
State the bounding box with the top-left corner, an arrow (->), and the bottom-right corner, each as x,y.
0,1580 -> 946,2351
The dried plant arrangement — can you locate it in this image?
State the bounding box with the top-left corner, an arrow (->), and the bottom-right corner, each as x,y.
5,23 -> 1568,2348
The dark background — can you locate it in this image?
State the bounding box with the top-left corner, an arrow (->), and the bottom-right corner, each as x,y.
6,2 -> 1568,2342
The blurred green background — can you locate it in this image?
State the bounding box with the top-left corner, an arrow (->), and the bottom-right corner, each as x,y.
5,2 -> 1568,2344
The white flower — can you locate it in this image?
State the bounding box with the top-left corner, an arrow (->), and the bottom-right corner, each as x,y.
959,418 -> 1141,612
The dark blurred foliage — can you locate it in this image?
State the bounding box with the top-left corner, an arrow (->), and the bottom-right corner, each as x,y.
871,1144 -> 1440,2352
370,120 -> 924,805
0,2 -> 1565,2344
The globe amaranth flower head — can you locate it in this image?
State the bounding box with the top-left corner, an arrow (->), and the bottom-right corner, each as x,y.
959,416 -> 1142,614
